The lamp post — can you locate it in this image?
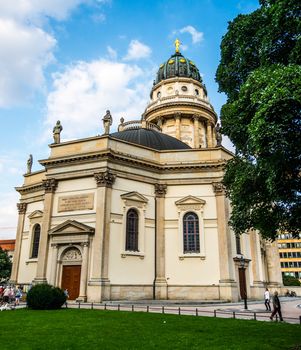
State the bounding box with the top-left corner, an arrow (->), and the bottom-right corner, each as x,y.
239,255 -> 248,310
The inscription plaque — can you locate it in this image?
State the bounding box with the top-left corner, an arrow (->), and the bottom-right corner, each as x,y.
58,193 -> 94,212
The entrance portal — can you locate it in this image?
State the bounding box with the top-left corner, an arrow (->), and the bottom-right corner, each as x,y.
61,265 -> 81,300
238,267 -> 247,300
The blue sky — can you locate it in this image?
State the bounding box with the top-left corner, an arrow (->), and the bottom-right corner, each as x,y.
0,0 -> 259,239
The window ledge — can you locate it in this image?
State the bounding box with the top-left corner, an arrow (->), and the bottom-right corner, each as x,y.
26,258 -> 38,265
179,254 -> 205,260
121,251 -> 145,259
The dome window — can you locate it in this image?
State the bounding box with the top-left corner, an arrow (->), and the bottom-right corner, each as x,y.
181,86 -> 188,92
195,89 -> 199,96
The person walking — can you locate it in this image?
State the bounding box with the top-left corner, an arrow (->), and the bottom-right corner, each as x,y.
270,291 -> 283,321
264,288 -> 271,311
15,287 -> 22,306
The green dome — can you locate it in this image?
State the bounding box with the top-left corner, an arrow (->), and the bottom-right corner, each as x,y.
155,52 -> 202,85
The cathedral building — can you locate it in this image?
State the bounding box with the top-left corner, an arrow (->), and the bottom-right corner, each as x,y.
10,44 -> 282,302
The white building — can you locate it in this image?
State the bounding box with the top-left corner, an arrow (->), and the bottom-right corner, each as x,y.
11,45 -> 282,301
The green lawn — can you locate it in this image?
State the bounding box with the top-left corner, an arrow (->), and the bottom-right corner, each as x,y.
1,309 -> 300,350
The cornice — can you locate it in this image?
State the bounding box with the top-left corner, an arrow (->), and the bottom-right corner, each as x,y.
15,183 -> 44,195
144,100 -> 217,121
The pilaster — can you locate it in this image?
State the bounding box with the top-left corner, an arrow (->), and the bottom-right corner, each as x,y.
34,178 -> 57,284
213,182 -> 237,301
89,171 -> 115,302
78,242 -> 89,301
154,183 -> 167,299
10,203 -> 27,284
174,113 -> 181,140
265,240 -> 282,287
207,121 -> 213,148
193,115 -> 200,148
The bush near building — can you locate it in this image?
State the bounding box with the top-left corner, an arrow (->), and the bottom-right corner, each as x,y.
283,275 -> 301,286
26,284 -> 66,310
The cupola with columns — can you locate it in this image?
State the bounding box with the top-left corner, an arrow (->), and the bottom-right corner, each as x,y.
143,39 -> 218,149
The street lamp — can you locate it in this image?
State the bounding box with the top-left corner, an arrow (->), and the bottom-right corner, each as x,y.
239,255 -> 248,310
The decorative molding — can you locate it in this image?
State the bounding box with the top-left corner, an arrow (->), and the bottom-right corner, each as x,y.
121,191 -> 148,208
28,210 -> 43,219
212,182 -> 225,195
175,195 -> 206,211
17,202 -> 27,214
154,183 -> 167,198
49,220 -> 95,236
94,170 -> 116,188
62,248 -> 82,261
15,183 -> 44,195
43,178 -> 58,193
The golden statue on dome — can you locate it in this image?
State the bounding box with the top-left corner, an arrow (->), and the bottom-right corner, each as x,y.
175,38 -> 181,53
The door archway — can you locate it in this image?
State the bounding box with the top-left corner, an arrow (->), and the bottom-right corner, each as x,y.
61,247 -> 82,300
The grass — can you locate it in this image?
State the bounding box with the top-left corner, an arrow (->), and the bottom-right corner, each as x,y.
0,309 -> 300,350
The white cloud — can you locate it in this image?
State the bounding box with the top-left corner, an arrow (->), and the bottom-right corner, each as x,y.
123,40 -> 152,61
44,58 -> 153,140
0,18 -> 56,107
0,0 -> 103,108
107,46 -> 117,60
0,0 -> 85,24
179,25 -> 204,44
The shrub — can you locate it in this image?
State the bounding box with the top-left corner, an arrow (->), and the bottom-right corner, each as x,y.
283,275 -> 301,286
27,284 -> 66,310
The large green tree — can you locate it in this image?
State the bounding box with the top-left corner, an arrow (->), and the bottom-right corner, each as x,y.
0,247 -> 12,281
216,0 -> 301,240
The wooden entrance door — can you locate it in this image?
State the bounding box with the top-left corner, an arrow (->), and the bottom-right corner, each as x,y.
238,268 -> 247,299
61,265 -> 81,300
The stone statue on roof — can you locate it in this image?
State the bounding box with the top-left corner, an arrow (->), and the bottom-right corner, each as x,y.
53,120 -> 63,144
103,110 -> 113,135
215,122 -> 222,147
27,154 -> 33,174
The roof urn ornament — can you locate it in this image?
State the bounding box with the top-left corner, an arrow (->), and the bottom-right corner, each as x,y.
103,110 -> 113,135
53,120 -> 63,144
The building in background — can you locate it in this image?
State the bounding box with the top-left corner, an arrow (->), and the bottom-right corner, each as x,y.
278,233 -> 301,281
0,239 -> 15,260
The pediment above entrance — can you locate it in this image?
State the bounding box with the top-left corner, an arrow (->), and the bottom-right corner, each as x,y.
121,191 -> 148,208
28,210 -> 43,219
175,195 -> 206,211
49,220 -> 95,236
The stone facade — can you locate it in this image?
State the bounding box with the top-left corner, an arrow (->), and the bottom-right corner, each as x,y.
11,47 -> 282,302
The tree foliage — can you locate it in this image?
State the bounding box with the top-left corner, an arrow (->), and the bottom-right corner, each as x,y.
216,0 -> 301,240
0,247 -> 12,281
283,275 -> 301,287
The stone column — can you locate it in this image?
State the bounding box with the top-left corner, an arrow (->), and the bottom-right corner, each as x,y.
78,242 -> 89,301
206,121 -> 213,148
34,178 -> 57,284
175,113 -> 181,140
154,183 -> 167,299
249,231 -> 265,298
89,171 -> 115,302
213,182 -> 237,301
10,203 -> 27,284
265,241 -> 282,287
193,115 -> 200,148
49,244 -> 58,286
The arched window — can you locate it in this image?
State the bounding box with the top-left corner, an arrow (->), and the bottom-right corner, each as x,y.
31,224 -> 41,258
126,209 -> 139,251
183,212 -> 200,253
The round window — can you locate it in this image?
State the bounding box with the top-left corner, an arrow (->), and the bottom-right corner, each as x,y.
181,86 -> 188,92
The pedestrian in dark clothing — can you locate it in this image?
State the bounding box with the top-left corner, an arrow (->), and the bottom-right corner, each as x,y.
270,291 -> 283,321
